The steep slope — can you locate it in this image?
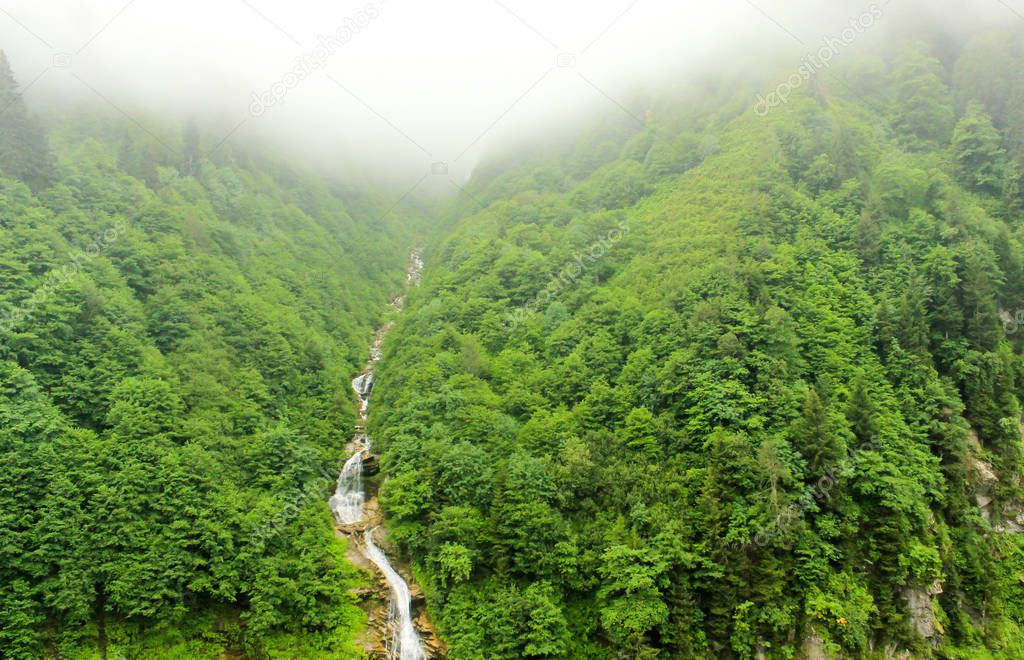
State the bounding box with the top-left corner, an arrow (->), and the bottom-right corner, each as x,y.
0,69 -> 426,657
370,36 -> 1024,658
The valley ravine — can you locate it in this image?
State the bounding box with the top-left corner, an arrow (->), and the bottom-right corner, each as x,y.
328,250 -> 438,659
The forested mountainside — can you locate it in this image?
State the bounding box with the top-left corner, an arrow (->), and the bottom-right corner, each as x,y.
370,34 -> 1024,658
6,18 -> 1024,660
0,53 -> 424,657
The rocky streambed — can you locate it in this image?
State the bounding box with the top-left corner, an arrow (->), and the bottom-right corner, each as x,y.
328,250 -> 444,659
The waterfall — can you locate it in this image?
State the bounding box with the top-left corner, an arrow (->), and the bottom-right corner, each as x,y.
407,252 -> 424,283
330,255 -> 428,659
353,373 -> 373,418
364,528 -> 426,660
329,450 -> 365,525
329,374 -> 373,525
353,373 -> 374,399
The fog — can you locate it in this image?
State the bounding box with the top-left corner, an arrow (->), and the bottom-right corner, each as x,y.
0,0 -> 1012,182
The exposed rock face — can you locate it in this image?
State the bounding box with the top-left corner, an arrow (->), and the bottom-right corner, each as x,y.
964,427 -> 1000,523
356,574 -> 446,658
903,580 -> 943,642
969,454 -> 999,521
408,579 -> 425,604
363,453 -> 381,476
338,495 -> 445,657
801,631 -> 827,660
416,610 -> 447,658
996,507 -> 1024,533
966,421 -> 1024,532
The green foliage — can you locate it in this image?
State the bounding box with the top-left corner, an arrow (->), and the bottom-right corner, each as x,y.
596,545 -> 669,648
0,73 -> 422,654
4,29 -> 1024,660
369,37 -> 1024,659
953,101 -> 1006,195
890,43 -> 956,148
0,51 -> 56,190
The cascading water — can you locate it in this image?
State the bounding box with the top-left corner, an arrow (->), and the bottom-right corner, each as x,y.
364,528 -> 426,660
329,250 -> 428,659
407,252 -> 424,283
329,374 -> 373,524
329,449 -> 364,524
352,373 -> 373,417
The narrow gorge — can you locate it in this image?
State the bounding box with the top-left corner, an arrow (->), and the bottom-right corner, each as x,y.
328,251 -> 442,659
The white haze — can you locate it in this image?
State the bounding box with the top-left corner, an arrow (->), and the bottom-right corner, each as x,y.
0,0 -> 1012,181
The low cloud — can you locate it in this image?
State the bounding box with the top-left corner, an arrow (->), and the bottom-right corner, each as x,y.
0,0 -> 1010,182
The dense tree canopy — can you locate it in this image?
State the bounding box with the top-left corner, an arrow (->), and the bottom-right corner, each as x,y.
0,87 -> 422,657
370,34 -> 1024,659
0,51 -> 56,191
4,26 -> 1024,660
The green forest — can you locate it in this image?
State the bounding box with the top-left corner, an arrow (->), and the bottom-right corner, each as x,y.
0,51 -> 426,657
3,15 -> 1024,660
368,33 -> 1024,659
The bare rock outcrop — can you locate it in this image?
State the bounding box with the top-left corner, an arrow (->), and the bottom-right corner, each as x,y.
800,631 -> 827,660
362,453 -> 381,476
969,453 -> 999,521
903,580 -> 943,642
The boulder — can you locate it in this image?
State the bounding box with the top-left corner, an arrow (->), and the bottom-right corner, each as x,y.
903,580 -> 943,642
408,580 -> 425,603
801,631 -> 826,660
995,507 -> 1024,534
363,453 -> 381,476
968,452 -> 998,522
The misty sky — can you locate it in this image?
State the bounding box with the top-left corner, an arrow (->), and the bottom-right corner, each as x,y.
0,0 -> 1013,180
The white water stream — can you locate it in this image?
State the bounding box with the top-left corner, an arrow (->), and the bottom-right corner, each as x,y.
364,528 -> 426,660
328,445 -> 365,525
328,251 -> 426,660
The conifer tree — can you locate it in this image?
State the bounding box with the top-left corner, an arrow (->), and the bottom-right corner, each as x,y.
845,372 -> 880,446
952,101 -> 1005,194
792,388 -> 844,475
890,43 -> 955,148
0,51 -> 56,190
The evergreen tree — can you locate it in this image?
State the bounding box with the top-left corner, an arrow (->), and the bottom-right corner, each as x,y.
960,244 -> 1003,352
845,372 -> 880,447
792,388 -> 844,475
952,101 -> 1005,194
889,43 -> 955,148
0,51 -> 56,190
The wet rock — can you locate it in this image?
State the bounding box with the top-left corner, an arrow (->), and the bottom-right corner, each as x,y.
363,453 -> 381,476
422,636 -> 446,658
337,519 -> 369,535
414,610 -> 447,658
